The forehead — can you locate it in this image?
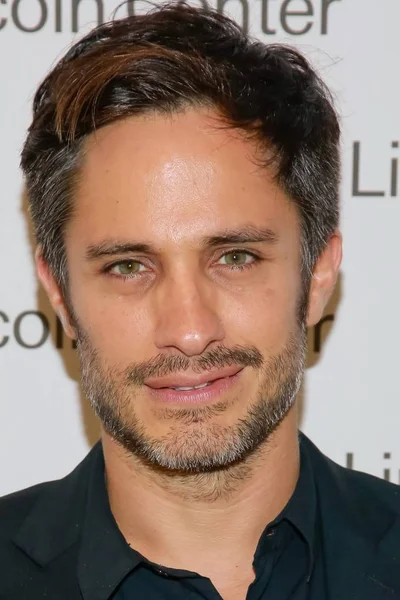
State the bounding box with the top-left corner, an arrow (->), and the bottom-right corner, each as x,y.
72,108 -> 298,244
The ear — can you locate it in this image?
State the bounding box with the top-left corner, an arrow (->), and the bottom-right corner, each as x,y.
35,248 -> 77,340
307,230 -> 342,327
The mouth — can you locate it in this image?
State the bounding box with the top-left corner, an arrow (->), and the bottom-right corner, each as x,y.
169,381 -> 213,391
144,365 -> 244,405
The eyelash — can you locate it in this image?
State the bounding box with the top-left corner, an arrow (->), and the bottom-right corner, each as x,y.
103,249 -> 261,280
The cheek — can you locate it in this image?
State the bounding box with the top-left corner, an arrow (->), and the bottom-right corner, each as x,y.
219,274 -> 301,351
73,291 -> 155,366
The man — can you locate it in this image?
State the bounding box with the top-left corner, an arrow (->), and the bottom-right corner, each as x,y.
1,2 -> 399,599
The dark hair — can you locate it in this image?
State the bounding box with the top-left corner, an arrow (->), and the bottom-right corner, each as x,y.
21,1 -> 340,293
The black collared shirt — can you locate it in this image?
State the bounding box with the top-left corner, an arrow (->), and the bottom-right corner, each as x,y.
78,436 -> 327,600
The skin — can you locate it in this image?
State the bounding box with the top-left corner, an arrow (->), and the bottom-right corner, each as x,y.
37,107 -> 342,599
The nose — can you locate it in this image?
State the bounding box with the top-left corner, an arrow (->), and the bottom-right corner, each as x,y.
153,271 -> 225,357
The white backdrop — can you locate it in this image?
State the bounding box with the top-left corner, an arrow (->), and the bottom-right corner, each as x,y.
1,0 -> 399,496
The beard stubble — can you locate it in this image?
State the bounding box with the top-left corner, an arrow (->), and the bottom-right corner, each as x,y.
77,327 -> 307,477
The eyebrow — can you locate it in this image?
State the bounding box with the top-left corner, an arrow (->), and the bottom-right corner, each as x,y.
86,242 -> 154,260
203,226 -> 278,248
85,226 -> 279,260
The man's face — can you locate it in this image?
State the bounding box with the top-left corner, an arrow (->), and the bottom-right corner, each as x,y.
58,108 -> 309,472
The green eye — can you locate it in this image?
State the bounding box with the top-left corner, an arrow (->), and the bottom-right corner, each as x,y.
221,251 -> 252,267
113,261 -> 142,275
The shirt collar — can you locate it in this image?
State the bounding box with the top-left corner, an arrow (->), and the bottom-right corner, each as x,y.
77,443 -> 140,600
271,433 -> 317,581
78,434 -> 317,598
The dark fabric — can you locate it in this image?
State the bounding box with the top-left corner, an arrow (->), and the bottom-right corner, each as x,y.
112,437 -> 321,600
1,432 -> 400,600
114,523 -> 321,600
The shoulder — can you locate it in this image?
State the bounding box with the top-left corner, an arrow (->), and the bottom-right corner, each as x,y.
337,458 -> 400,518
0,478 -> 62,583
301,433 -> 400,516
0,443 -> 101,553
335,459 -> 400,509
0,476 -> 85,597
0,480 -> 55,538
0,477 -> 69,575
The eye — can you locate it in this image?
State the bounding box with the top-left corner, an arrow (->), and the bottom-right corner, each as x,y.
108,260 -> 145,276
217,251 -> 257,268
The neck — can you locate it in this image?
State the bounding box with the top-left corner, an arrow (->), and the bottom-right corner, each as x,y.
102,409 -> 300,573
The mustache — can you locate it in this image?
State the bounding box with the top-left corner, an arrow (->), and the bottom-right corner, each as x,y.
125,345 -> 264,386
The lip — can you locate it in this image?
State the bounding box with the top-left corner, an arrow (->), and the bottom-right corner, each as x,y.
144,364 -> 244,390
145,366 -> 244,405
